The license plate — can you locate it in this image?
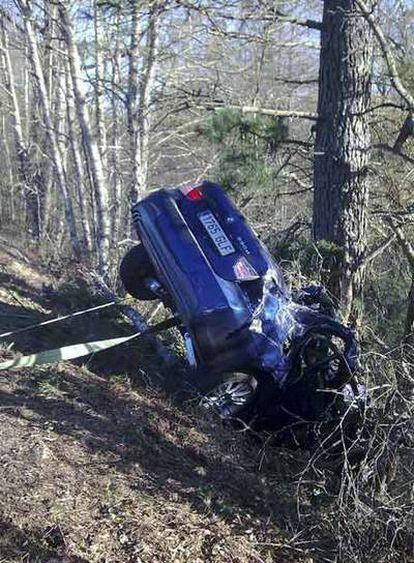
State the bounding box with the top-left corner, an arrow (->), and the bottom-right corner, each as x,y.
198,211 -> 235,256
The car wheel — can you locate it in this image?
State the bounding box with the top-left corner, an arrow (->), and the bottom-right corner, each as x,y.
199,372 -> 258,420
119,245 -> 158,301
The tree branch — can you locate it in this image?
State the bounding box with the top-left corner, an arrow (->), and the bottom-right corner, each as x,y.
356,0 -> 414,153
385,218 -> 414,270
270,10 -> 322,31
372,144 -> 414,165
174,0 -> 322,30
358,233 -> 397,266
196,103 -> 318,121
393,114 -> 414,152
355,0 -> 414,111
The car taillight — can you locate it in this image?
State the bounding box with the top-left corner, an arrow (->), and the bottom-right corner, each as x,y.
180,184 -> 204,201
233,257 -> 259,281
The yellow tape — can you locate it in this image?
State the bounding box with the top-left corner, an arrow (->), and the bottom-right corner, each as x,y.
0,332 -> 140,371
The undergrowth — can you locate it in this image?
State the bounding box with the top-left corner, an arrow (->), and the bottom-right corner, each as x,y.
0,244 -> 413,562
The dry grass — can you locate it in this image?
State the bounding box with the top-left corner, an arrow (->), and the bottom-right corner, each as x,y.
0,242 -> 412,562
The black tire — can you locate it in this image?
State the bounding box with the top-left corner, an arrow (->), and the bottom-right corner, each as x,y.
119,245 -> 157,301
194,371 -> 258,421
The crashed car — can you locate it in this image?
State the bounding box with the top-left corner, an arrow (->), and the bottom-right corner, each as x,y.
120,181 -> 362,437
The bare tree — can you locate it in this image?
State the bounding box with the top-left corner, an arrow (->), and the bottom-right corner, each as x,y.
127,1 -> 161,202
18,0 -> 81,255
0,18 -> 41,237
108,8 -> 122,242
93,0 -> 108,168
0,114 -> 16,221
64,57 -> 92,252
58,1 -> 111,276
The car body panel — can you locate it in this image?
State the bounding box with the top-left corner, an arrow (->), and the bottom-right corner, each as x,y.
131,181 -> 358,385
131,181 -> 290,374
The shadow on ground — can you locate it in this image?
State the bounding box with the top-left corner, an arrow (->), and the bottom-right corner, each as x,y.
0,517 -> 88,563
0,255 -> 312,561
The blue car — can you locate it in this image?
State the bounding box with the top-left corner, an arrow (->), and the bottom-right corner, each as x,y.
120,181 -> 361,432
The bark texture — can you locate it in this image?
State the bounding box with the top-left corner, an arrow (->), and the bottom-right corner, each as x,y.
93,0 -> 107,167
128,2 -> 160,203
1,20 -> 41,237
59,2 -> 111,276
109,11 -> 122,242
21,1 -> 80,255
64,58 -> 92,252
312,0 -> 374,319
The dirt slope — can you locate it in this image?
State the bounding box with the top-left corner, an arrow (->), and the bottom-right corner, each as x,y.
0,244 -> 319,563
2,243 -> 411,563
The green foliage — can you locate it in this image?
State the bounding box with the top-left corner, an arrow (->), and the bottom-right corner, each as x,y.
214,146 -> 275,194
202,108 -> 245,144
364,251 -> 410,345
201,108 -> 289,195
202,108 -> 288,147
273,236 -> 411,345
263,118 -> 290,151
271,236 -> 344,288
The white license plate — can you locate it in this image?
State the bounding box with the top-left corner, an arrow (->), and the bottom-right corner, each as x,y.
198,211 -> 235,256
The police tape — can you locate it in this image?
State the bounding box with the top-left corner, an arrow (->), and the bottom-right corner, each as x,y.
0,317 -> 178,371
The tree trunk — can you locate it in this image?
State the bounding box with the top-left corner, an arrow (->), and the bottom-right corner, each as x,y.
404,278 -> 414,347
21,1 -> 80,255
59,2 -> 111,277
1,114 -> 16,222
1,20 -> 40,238
109,10 -> 122,244
312,0 -> 374,321
38,0 -> 56,232
93,0 -> 107,167
64,58 -> 92,252
128,2 -> 160,203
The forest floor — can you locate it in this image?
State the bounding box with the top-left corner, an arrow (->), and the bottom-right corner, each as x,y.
0,237 -> 411,563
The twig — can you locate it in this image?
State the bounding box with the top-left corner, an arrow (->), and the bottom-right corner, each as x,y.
355,0 -> 414,111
